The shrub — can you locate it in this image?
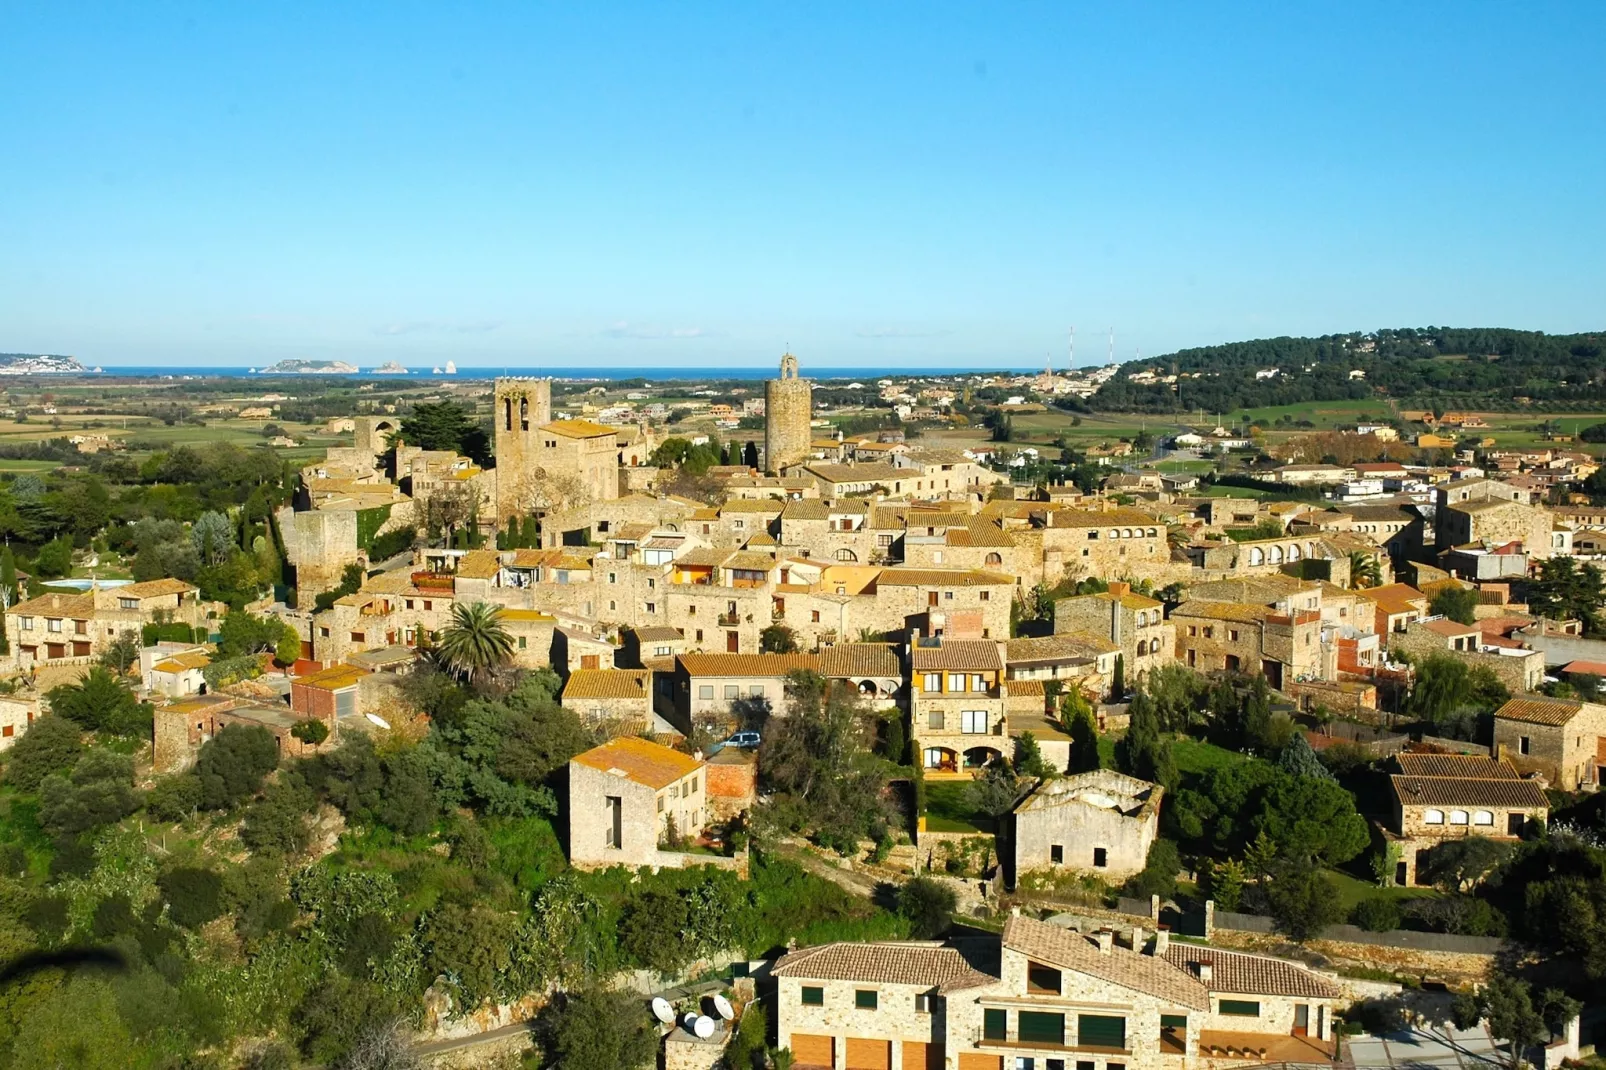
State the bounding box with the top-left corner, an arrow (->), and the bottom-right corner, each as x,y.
1352,896 -> 1401,933
158,866 -> 226,928
145,773 -> 203,823
195,723 -> 279,810
3,715 -> 82,792
897,876 -> 957,939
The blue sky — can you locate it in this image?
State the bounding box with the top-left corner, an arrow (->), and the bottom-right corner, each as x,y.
2,3 -> 1603,369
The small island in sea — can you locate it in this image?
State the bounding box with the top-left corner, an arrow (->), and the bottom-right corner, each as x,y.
0,353 -> 86,375
257,359 -> 359,375
371,361 -> 409,375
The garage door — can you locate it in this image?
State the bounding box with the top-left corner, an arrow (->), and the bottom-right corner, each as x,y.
791,1033 -> 835,1068
903,1040 -> 944,1070
846,1038 -> 890,1070
959,1055 -> 1004,1070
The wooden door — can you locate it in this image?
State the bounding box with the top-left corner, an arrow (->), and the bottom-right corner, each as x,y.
790,1033 -> 834,1068
845,1038 -> 889,1070
580,655 -> 599,670
1293,1004 -> 1309,1037
902,1041 -> 943,1070
726,630 -> 740,652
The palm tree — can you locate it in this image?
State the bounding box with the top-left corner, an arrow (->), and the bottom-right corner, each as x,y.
1348,549 -> 1382,589
436,601 -> 514,683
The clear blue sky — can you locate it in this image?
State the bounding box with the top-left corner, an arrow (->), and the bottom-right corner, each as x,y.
3,3 -> 1603,369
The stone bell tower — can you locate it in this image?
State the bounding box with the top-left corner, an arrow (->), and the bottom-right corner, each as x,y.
493,377 -> 552,520
763,353 -> 811,473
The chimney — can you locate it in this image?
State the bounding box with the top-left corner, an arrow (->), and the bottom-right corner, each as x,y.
1108,581 -> 1131,598
1197,960 -> 1213,983
1131,926 -> 1144,951
1154,930 -> 1170,956
1010,905 -> 1021,918
1097,930 -> 1113,955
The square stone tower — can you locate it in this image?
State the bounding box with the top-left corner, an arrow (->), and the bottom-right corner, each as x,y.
764,353 -> 811,473
494,377 -> 553,520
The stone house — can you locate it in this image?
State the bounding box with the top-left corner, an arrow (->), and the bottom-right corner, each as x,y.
1010,770 -> 1162,885
559,668 -> 654,735
152,695 -> 324,774
1019,507 -> 1169,590
620,625 -> 688,668
553,625 -> 616,674
1053,583 -> 1174,690
910,638 -> 1008,776
901,516 -> 1020,576
1439,498 -> 1556,559
800,463 -> 906,497
778,499 -> 877,565
1493,695 -> 1606,790
288,664 -> 366,734
566,736 -> 707,869
1390,619 -> 1545,693
1343,504 -> 1427,562
0,697 -> 38,749
818,642 -> 906,714
1387,753 -> 1548,886
1170,601 -> 1323,689
670,652 -> 822,730
773,914 -> 1341,1070
1367,583 -> 1430,635
1005,634 -> 1119,696
6,579 -> 213,670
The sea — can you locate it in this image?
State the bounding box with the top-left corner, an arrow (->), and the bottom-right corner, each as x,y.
69,364 -> 1045,383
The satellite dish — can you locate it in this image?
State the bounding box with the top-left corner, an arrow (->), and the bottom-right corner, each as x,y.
651,998 -> 674,1024
682,1013 -> 699,1032
713,995 -> 734,1021
365,713 -> 392,729
694,1016 -> 716,1039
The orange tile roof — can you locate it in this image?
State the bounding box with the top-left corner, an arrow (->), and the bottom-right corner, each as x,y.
1003,915 -> 1208,1010
771,942 -> 996,993
1495,695 -> 1583,726
9,592 -> 95,618
562,669 -> 650,701
294,664 -> 371,690
818,643 -> 901,678
153,651 -> 212,673
911,639 -> 1003,672
875,567 -> 1013,587
541,418 -> 618,438
1395,753 -> 1520,779
116,578 -> 198,598
455,549 -> 501,579
570,735 -> 702,789
678,653 -> 821,677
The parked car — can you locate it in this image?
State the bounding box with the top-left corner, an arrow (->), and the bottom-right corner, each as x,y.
724,730 -> 761,749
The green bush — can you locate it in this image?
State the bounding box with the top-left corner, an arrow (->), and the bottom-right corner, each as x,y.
1352,896 -> 1402,933
158,866 -> 226,928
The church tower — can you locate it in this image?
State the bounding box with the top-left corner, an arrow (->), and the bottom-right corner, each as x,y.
493,377 -> 552,520
764,353 -> 812,473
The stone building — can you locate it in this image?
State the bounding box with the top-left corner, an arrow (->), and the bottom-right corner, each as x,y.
765,353 -> 813,473
278,506 -> 362,610
1171,601 -> 1323,689
6,579 -> 214,670
1387,753 -> 1548,886
1389,618 -> 1545,694
1010,769 -> 1162,885
910,637 -> 1008,776
559,668 -> 654,735
492,377 -> 552,521
1054,583 -> 1174,690
772,913 -> 1341,1070
566,735 -> 707,869
1438,498 -> 1558,559
669,652 -> 821,730
1493,695 -> 1606,790
153,695 -> 326,774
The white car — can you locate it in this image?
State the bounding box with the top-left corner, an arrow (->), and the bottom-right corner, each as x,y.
724,731 -> 761,749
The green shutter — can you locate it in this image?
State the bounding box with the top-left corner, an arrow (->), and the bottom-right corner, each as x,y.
1019,1011 -> 1066,1045
855,989 -> 878,1010
1077,1014 -> 1126,1049
984,1008 -> 1008,1040
801,986 -> 823,1006
1161,1014 -> 1188,1030
1219,999 -> 1261,1017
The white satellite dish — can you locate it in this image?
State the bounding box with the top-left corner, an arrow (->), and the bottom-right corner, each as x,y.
651,998 -> 674,1024
365,713 -> 392,729
713,994 -> 734,1021
682,1012 -> 699,1032
694,1016 -> 716,1039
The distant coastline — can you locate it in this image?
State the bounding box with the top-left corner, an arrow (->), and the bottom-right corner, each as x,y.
59,362 -> 1049,382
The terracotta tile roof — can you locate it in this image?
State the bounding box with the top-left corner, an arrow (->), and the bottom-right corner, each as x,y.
1002,916 -> 1208,1010
944,518 -> 1015,548
911,639 -> 1003,673
571,735 -> 701,789
818,643 -> 902,678
1390,775 -> 1549,809
153,651 -> 211,673
721,499 -> 786,514
677,653 -> 821,678
1495,695 -> 1583,727
805,463 -> 903,484
781,500 -> 830,521
117,577 -> 199,598
771,942 -> 996,993
744,533 -> 777,548
1367,583 -> 1427,616
540,418 -> 618,438
455,549 -> 502,580
499,609 -> 556,622
294,664 -> 370,689
562,669 -> 650,701
723,551 -> 777,572
1043,507 -> 1163,529
1559,660 -> 1606,676
1006,635 -> 1106,664
631,626 -> 684,643
1421,618 -> 1478,638
875,568 -> 1013,587
510,548 -> 559,568
1396,753 -> 1519,780
1172,601 -> 1271,624
1161,945 -> 1341,999
9,592 -> 95,618
675,548 -> 730,568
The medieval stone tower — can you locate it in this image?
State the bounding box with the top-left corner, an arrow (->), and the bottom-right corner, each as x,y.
764,353 -> 811,473
493,377 -> 552,520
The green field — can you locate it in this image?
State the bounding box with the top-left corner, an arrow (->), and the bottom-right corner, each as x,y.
1171,737 -> 1251,777
1232,398 -> 1397,428
1151,459 -> 1214,475
923,781 -> 993,834
1197,484 -> 1272,498
0,459 -> 59,472
1325,866 -> 1437,911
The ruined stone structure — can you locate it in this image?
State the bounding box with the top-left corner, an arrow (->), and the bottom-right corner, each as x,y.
277,506 -> 362,611
492,377 -> 553,521
352,415 -> 400,456
764,353 -> 811,473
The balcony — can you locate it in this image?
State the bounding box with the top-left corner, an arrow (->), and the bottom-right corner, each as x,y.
717,613 -> 741,627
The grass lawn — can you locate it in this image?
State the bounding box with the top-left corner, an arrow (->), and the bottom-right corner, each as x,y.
923,781 -> 993,834
1197,484 -> 1272,499
0,459 -> 59,472
1150,459 -> 1214,475
1171,737 -> 1251,777
1234,398 -> 1396,429
1325,866 -> 1437,912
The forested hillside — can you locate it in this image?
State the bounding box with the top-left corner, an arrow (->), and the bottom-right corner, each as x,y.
1090,327 -> 1606,413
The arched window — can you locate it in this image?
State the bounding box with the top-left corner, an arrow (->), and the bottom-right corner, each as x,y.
1424,809 -> 1445,825
1122,528 -> 1134,538
1449,810 -> 1469,825
1149,528 -> 1159,537
1135,610 -> 1147,626
985,552 -> 1003,568
1473,810 -> 1495,826
834,548 -> 858,562
1109,529 -> 1122,540
1288,543 -> 1302,561
1249,547 -> 1265,566
520,396 -> 529,430
1268,545 -> 1284,564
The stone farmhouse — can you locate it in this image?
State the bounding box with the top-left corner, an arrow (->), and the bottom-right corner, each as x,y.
1387,753 -> 1548,886
5,579 -> 217,671
566,735 -> 711,870
1010,770 -> 1162,885
1493,695 -> 1606,790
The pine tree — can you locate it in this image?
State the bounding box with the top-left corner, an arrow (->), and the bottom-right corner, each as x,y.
1279,733 -> 1335,781
0,547 -> 14,655
1111,654 -> 1126,698
743,440 -> 759,468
